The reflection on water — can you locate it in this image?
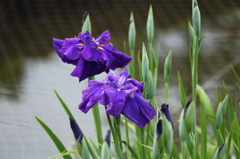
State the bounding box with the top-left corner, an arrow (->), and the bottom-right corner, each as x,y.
1,0 -> 240,158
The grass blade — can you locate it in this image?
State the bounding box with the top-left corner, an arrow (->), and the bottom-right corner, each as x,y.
35,116 -> 73,159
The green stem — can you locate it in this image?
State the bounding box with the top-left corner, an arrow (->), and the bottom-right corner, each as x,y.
165,82 -> 169,104
106,112 -> 124,159
92,104 -> 103,148
124,117 -> 132,159
114,116 -> 123,150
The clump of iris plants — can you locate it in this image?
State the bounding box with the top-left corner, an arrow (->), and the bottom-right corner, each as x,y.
35,0 -> 240,159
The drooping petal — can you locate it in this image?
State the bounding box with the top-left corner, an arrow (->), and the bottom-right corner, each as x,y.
62,38 -> 79,50
101,44 -> 132,70
71,56 -> 106,81
53,38 -> 64,58
63,44 -> 83,61
69,117 -> 83,143
121,93 -> 156,127
95,30 -> 111,44
161,104 -> 174,128
104,86 -> 128,116
79,80 -> 108,113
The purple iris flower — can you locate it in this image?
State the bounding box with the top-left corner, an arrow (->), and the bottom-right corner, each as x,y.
78,69 -> 156,127
53,30 -> 132,81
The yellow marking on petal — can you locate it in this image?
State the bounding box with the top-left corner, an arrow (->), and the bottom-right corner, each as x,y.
98,47 -> 104,50
77,43 -> 85,45
130,94 -> 134,97
117,88 -> 121,91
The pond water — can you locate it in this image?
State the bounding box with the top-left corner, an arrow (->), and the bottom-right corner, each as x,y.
1,0 -> 240,158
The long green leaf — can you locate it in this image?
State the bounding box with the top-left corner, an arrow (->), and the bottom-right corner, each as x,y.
49,150 -> 77,158
54,90 -> 74,118
229,64 -> 240,82
121,141 -> 140,159
35,116 -> 72,159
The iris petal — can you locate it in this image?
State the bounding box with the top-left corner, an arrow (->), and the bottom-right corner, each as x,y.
82,46 -> 105,64
79,81 -> 108,113
77,32 -> 86,42
126,78 -> 144,95
121,93 -> 156,127
62,38 -> 79,50
63,44 -> 82,61
104,86 -> 129,116
83,31 -> 93,45
95,30 -> 111,44
70,56 -> 106,81
53,38 -> 64,58
102,44 -> 132,70
117,69 -> 129,87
